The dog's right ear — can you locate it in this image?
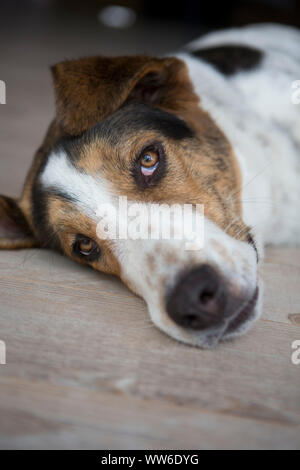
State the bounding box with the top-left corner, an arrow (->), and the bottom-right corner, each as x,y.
0,195 -> 38,250
51,55 -> 198,136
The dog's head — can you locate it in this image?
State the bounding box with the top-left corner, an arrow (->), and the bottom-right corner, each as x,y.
0,55 -> 262,347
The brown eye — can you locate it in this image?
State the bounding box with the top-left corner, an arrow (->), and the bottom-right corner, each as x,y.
140,150 -> 159,175
133,142 -> 166,189
78,238 -> 94,255
141,150 -> 158,168
73,235 -> 100,261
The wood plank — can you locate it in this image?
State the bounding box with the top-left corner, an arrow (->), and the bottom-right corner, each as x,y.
0,376 -> 299,450
0,248 -> 299,449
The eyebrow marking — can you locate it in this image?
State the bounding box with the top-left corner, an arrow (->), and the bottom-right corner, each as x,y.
93,103 -> 195,145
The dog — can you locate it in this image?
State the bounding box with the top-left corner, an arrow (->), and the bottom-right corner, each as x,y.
0,24 -> 299,348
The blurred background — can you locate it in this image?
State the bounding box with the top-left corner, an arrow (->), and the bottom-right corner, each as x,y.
0,0 -> 299,196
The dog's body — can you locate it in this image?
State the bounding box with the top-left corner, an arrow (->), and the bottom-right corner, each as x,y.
1,24 -> 299,347
182,23 -> 300,248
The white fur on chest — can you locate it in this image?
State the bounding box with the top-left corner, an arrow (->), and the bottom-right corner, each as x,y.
178,24 -> 300,246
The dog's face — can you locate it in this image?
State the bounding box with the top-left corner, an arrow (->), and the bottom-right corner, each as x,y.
0,55 -> 261,348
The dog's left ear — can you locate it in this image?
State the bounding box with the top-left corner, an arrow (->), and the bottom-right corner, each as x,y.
51,55 -> 198,135
0,195 -> 38,249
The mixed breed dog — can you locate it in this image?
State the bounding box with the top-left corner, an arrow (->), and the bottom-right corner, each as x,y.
0,24 -> 299,347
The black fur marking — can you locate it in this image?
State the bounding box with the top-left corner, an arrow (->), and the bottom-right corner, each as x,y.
32,178 -> 78,250
190,44 -> 263,76
100,103 -> 195,144
58,102 -> 194,164
51,189 -> 78,204
31,147 -> 62,250
246,233 -> 259,263
31,183 -> 61,250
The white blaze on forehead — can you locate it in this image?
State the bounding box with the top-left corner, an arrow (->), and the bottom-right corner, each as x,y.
40,149 -> 115,220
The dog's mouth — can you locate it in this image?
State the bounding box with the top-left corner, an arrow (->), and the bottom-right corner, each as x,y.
223,286 -> 259,338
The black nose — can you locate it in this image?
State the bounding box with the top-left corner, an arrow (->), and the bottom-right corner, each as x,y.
166,264 -> 227,330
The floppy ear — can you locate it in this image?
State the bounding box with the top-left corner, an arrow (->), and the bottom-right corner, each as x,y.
51,55 -> 197,136
0,195 -> 38,249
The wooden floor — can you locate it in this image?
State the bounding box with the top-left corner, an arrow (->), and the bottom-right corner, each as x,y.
0,7 -> 299,450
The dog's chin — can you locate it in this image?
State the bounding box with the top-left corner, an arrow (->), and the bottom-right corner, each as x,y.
147,281 -> 263,349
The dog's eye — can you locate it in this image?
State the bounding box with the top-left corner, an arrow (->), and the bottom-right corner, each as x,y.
133,142 -> 166,189
78,238 -> 94,255
73,235 -> 100,261
140,150 -> 159,175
